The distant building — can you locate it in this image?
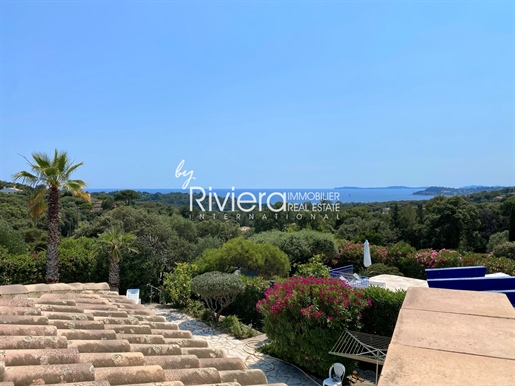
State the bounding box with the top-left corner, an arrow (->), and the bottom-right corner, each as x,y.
382,207 -> 391,214
92,201 -> 103,212
0,186 -> 22,194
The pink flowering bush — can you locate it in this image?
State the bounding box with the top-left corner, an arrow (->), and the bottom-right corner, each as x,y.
461,253 -> 515,276
329,240 -> 515,280
398,249 -> 515,279
256,276 -> 370,377
398,249 -> 463,279
330,240 -> 389,269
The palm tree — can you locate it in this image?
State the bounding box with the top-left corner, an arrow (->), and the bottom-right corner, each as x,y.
13,150 -> 87,283
93,227 -> 138,291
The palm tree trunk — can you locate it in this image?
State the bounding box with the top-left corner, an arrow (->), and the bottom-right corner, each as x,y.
109,257 -> 120,292
46,186 -> 60,283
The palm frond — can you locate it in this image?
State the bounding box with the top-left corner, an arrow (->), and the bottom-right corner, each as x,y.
28,187 -> 47,221
63,162 -> 85,179
31,152 -> 52,169
12,170 -> 39,186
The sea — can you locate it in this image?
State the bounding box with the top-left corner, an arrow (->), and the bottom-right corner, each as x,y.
86,187 -> 434,205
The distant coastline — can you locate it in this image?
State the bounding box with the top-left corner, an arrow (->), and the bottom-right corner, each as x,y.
412,186 -> 508,196
335,186 -> 427,190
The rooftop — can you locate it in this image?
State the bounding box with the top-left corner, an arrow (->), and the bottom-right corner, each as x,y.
0,282 -> 286,386
378,287 -> 515,386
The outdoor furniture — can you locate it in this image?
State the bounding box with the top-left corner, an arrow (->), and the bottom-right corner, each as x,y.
329,330 -> 391,385
329,265 -> 354,278
427,276 -> 515,291
126,288 -> 141,304
322,362 -> 345,386
330,265 -> 386,289
425,266 -> 487,280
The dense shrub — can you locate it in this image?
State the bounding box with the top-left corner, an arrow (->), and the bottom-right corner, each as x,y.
397,249 -> 463,279
191,271 -> 245,322
162,262 -> 198,308
57,237 -> 106,283
329,241 -> 389,270
294,254 -> 330,278
219,315 -> 257,339
360,286 -> 406,337
225,275 -> 269,330
257,276 -> 370,377
0,218 -> 27,255
363,263 -> 403,277
460,253 -> 515,276
195,237 -> 290,278
249,229 -> 338,265
493,242 -> 515,260
487,231 -> 509,252
386,242 -> 417,266
0,250 -> 45,285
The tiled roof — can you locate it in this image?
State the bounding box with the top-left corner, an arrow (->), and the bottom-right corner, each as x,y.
0,283 -> 287,386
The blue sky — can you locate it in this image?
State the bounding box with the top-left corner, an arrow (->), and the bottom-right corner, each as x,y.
1,1 -> 513,190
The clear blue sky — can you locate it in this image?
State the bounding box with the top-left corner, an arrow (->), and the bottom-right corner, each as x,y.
1,1 -> 513,190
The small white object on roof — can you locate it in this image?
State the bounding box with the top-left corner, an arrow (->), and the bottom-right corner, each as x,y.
126,288 -> 141,304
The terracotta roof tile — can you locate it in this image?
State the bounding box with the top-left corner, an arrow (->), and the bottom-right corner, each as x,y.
0,282 -> 276,386
0,348 -> 80,366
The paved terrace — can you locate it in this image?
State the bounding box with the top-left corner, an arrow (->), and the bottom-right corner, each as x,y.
0,282 -> 288,386
378,287 -> 515,386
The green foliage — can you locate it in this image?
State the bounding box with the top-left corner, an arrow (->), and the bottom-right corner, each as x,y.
330,241 -> 389,270
249,229 -> 337,266
423,196 -> 481,250
493,242 -> 515,260
361,286 -> 406,337
363,263 -> 403,277
386,242 -> 417,266
194,236 -> 222,258
162,262 -> 198,308
257,243 -> 291,278
294,254 -> 330,278
22,228 -> 47,252
57,237 -> 106,283
195,237 -> 290,278
487,231 -> 509,253
360,286 -> 406,337
510,206 -> 515,242
257,276 -> 370,377
191,271 -> 245,322
225,275 -> 270,330
114,190 -> 141,205
220,315 -> 257,339
92,226 -> 138,289
0,189 -> 32,230
196,219 -> 240,242
0,249 -> 45,285
0,218 -> 27,255
460,253 -> 515,276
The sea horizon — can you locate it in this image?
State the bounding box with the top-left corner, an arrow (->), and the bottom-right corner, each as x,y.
86,187 -> 435,204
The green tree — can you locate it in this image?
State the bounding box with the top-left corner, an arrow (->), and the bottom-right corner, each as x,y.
13,150 -> 87,283
250,229 -> 338,265
423,196 -> 481,250
509,206 -> 515,242
0,218 -> 27,255
114,190 -> 141,205
390,203 -> 400,229
191,271 -> 245,322
195,237 -> 290,278
93,227 -> 138,290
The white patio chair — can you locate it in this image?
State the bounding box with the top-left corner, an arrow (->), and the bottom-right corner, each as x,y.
322,362 -> 345,386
